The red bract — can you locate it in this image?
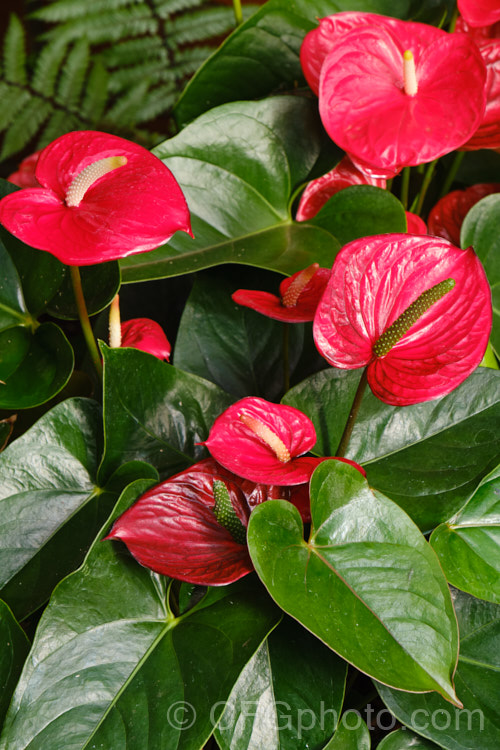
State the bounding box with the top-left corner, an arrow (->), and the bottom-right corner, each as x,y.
428,183 -> 500,245
406,211 -> 427,235
121,318 -> 171,361
457,0 -> 500,27
7,151 -> 41,188
106,459 -> 253,585
313,234 -> 492,406
456,14 -> 500,39
461,40 -> 500,150
295,156 -> 386,221
0,131 -> 192,266
203,397 -> 319,485
302,14 -> 486,177
232,264 -> 330,323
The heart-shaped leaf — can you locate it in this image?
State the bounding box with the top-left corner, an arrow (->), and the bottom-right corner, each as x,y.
0,600 -> 29,725
99,344 -> 234,482
377,729 -> 440,749
120,97 -> 341,283
174,269 -> 305,399
461,194 -> 500,358
377,589 -> 500,750
322,717 -> 371,750
430,463 -> 500,604
247,461 -> 459,703
284,368 -> 500,530
0,481 -> 280,750
215,616 -> 347,750
46,260 -> 121,320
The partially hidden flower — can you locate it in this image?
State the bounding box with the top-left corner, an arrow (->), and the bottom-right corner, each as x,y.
460,39 -> 500,150
232,264 -> 330,323
428,183 -> 500,245
295,156 -> 386,221
313,234 -> 492,406
405,211 -> 427,235
457,0 -> 500,28
301,13 -> 487,177
203,397 -> 365,486
456,13 -> 500,39
121,318 -> 171,361
7,150 -> 41,188
0,130 -> 192,265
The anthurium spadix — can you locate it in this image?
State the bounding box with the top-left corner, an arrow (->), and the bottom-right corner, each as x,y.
0,131 -> 192,265
313,234 -> 492,406
301,13 -> 487,177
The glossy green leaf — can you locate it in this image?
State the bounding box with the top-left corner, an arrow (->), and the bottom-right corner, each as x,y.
174,0 -> 412,128
174,269 -> 305,400
377,589 -> 500,750
284,369 -> 500,530
0,398 -> 117,619
0,482 -> 280,750
307,186 -> 407,245
377,729 -> 440,749
0,600 -> 29,725
247,461 -> 459,703
99,344 -> 234,482
0,238 -> 32,331
215,616 -> 347,750
46,260 -> 121,320
322,716 -> 371,750
0,322 -> 74,409
430,463 -> 500,604
461,194 -> 500,358
121,97 -> 341,283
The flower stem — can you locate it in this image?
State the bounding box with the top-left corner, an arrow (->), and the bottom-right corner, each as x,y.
336,368 -> 368,457
232,0 -> 243,26
410,158 -> 438,216
438,151 -> 465,200
283,322 -> 290,393
70,265 -> 103,380
108,294 -> 122,348
447,6 -> 459,32
400,167 -> 411,209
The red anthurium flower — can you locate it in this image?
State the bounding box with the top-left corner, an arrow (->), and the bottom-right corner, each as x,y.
0,130 -> 192,266
231,264 -> 330,323
121,318 -> 171,361
313,234 -> 492,406
460,40 -> 500,150
301,13 -> 487,177
203,397 -> 319,485
7,150 -> 41,188
428,183 -> 500,245
295,156 -> 386,222
406,211 -> 427,235
457,0 -> 500,28
456,14 -> 500,39
106,459 -> 253,585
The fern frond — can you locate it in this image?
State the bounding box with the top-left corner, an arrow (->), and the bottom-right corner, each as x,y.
104,79 -> 150,126
1,98 -> 52,159
31,38 -> 68,96
0,87 -> 31,132
4,14 -> 27,85
39,8 -> 158,44
36,109 -> 77,150
80,62 -> 109,123
100,37 -> 165,68
165,7 -> 236,45
30,0 -> 137,23
155,0 -> 205,19
133,83 -> 178,123
55,39 -> 89,108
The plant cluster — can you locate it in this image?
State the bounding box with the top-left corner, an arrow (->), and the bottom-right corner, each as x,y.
0,1 -> 499,749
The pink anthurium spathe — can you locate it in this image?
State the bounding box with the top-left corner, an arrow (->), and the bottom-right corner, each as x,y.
232,264 -> 330,323
460,40 -> 500,150
120,318 -> 171,361
106,459 -> 253,585
203,397 -> 320,485
0,130 -> 192,266
302,14 -> 487,177
457,0 -> 500,28
295,156 -> 386,222
405,211 -> 427,235
7,150 -> 41,188
428,183 -> 500,245
313,234 -> 492,406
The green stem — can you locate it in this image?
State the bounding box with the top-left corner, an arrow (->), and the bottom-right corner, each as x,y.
410,158 -> 438,216
336,368 -> 368,457
447,6 -> 459,32
438,151 -> 465,200
232,0 -> 243,26
282,322 -> 290,393
70,265 -> 103,380
400,166 -> 411,210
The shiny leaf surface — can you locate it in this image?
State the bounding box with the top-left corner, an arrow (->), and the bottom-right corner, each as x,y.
0,600 -> 29,725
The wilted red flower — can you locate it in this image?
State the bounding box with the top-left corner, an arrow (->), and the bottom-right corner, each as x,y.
121,318 -> 171,361
232,264 -> 330,322
428,183 -> 500,245
7,151 -> 41,188
313,234 -> 492,406
295,156 -> 386,221
457,0 -> 500,28
0,131 -> 192,266
405,211 -> 427,235
301,13 -> 487,177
